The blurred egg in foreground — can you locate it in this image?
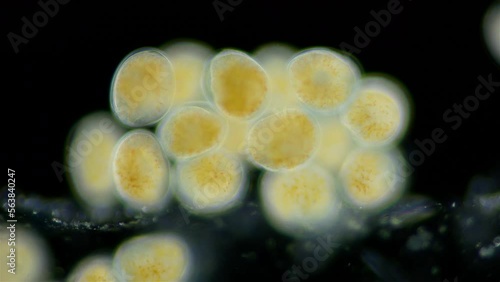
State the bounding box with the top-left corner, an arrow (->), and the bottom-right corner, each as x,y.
484,2 -> 500,63
66,112 -> 123,209
162,40 -> 213,106
67,255 -> 116,282
176,150 -> 246,215
113,233 -> 192,282
260,165 -> 340,237
254,43 -> 298,110
0,226 -> 51,282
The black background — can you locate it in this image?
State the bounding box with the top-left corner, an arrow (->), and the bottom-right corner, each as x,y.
2,0 -> 500,281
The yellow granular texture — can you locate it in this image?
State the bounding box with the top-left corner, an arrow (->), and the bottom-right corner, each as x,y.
113,51 -> 174,124
342,150 -> 393,205
346,89 -> 400,143
248,110 -> 317,170
289,50 -> 355,109
118,237 -> 188,282
180,152 -> 241,205
267,167 -> 333,221
114,133 -> 168,205
79,265 -> 116,282
164,107 -> 224,158
211,52 -> 268,118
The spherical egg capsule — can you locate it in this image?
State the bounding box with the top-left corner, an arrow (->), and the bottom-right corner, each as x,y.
111,48 -> 175,127
112,130 -> 169,212
254,43 -> 299,110
314,117 -> 354,171
162,40 -> 213,106
176,150 -> 245,215
484,3 -> 500,63
247,108 -> 319,171
66,112 -> 124,209
343,75 -> 410,146
207,50 -> 269,119
67,255 -> 117,282
113,234 -> 192,282
156,104 -> 227,159
340,148 -> 406,210
0,226 -> 51,282
288,48 -> 360,112
260,165 -> 340,237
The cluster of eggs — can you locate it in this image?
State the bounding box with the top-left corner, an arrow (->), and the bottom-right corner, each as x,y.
61,40 -> 411,280
92,41 -> 409,226
8,3 -> 500,277
4,41 -> 411,281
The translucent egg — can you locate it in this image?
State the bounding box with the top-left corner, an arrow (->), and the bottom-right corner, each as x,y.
314,117 -> 353,171
207,50 -> 269,119
288,48 -> 360,112
254,43 -> 298,110
484,3 -> 500,63
247,109 -> 319,171
112,130 -> 170,211
111,48 -> 175,127
343,75 -> 410,147
221,117 -> 250,156
0,226 -> 51,281
113,234 -> 192,282
162,40 -> 213,106
260,165 -> 340,237
67,255 -> 116,282
156,104 -> 227,159
339,148 -> 406,210
176,150 -> 246,215
66,112 -> 124,209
